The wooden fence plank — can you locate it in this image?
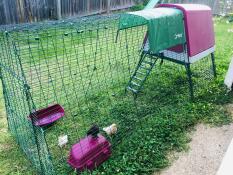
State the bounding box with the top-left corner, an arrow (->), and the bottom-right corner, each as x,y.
107,0 -> 111,14
56,0 -> 61,19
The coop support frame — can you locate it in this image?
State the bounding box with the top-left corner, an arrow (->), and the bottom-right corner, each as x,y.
139,44 -> 216,100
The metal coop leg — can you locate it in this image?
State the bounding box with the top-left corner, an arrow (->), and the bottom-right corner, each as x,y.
185,63 -> 194,100
211,53 -> 217,78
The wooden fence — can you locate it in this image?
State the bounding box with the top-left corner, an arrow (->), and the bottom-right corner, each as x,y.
0,0 -> 137,25
0,0 -> 232,25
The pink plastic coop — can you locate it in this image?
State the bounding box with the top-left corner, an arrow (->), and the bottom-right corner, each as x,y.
159,4 -> 215,63
122,3 -> 216,99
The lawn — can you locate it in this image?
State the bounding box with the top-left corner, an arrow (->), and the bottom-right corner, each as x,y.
0,16 -> 233,175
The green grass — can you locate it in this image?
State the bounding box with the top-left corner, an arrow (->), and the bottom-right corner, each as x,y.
0,85 -> 36,175
0,17 -> 233,175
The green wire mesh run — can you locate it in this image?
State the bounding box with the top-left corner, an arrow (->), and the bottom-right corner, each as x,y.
0,13 -> 215,175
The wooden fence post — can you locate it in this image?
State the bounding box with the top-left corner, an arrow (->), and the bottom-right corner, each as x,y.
3,0 -> 10,24
100,0 -> 103,13
56,0 -> 61,19
107,0 -> 111,14
87,0 -> 90,15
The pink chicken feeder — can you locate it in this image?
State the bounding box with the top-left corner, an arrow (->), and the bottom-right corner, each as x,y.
29,104 -> 65,127
68,125 -> 111,172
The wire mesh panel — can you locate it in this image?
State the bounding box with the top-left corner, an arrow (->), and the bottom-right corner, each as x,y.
0,14 -> 148,174
0,32 -> 55,174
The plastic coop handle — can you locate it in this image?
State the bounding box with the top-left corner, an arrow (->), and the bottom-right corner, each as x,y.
144,0 -> 160,9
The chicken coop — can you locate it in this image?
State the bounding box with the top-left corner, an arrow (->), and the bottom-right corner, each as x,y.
0,1 -> 216,175
120,3 -> 216,98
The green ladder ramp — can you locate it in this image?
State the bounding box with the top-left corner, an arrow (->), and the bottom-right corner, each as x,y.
127,54 -> 158,94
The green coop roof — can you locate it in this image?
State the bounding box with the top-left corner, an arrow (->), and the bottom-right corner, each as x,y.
119,8 -> 186,53
119,8 -> 183,30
